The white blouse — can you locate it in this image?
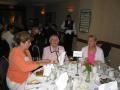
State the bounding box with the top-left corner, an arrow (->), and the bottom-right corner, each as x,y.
82,46 -> 105,63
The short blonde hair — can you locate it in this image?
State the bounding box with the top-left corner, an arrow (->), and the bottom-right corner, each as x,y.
88,35 -> 97,41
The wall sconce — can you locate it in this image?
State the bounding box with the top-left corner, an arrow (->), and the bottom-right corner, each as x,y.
67,4 -> 75,13
40,8 -> 45,16
10,16 -> 15,24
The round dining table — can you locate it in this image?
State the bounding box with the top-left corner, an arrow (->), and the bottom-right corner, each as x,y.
24,61 -> 120,90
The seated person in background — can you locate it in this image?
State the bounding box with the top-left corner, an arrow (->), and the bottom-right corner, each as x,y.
42,34 -> 68,63
82,35 -> 104,64
7,31 -> 54,90
29,26 -> 46,60
1,25 -> 15,50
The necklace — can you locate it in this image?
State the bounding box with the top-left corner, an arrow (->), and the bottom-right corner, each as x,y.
50,46 -> 59,62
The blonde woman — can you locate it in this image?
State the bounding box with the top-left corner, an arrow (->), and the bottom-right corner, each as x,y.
82,35 -> 104,64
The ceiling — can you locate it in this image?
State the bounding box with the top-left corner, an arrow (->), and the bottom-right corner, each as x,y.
0,0 -> 66,5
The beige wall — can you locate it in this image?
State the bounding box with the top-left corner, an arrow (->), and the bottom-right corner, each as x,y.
90,0 -> 120,44
78,0 -> 120,44
77,0 -> 120,68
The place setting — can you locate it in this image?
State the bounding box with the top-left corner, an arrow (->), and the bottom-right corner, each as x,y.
24,51 -> 120,90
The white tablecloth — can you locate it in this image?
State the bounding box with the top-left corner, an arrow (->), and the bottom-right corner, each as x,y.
24,63 -> 120,90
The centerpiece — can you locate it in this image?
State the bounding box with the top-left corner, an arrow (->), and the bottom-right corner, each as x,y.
83,58 -> 93,82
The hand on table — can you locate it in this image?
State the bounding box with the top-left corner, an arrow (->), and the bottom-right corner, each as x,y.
36,60 -> 49,67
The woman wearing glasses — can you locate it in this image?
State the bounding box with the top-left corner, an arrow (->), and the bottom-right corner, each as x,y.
42,34 -> 68,63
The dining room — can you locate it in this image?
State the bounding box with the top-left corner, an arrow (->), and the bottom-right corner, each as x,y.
0,0 -> 120,90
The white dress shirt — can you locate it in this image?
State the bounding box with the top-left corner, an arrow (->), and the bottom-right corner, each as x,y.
61,21 -> 76,35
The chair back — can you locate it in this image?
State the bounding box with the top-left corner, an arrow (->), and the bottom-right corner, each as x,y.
0,56 -> 9,90
101,42 -> 112,58
0,56 -> 9,78
0,39 -> 10,58
31,45 -> 41,61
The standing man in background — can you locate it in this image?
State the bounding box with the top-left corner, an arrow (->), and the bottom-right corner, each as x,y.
61,15 -> 76,56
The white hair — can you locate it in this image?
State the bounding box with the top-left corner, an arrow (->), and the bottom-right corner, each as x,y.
49,35 -> 59,43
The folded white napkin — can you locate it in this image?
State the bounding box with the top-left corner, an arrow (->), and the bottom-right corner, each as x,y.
43,64 -> 54,77
118,66 -> 120,70
58,51 -> 66,65
65,30 -> 74,34
55,72 -> 68,90
98,81 -> 118,90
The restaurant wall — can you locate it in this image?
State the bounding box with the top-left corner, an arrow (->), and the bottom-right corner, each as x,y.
90,0 -> 120,44
76,0 -> 92,50
77,0 -> 120,68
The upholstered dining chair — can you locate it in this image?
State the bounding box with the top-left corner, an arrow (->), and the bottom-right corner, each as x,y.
100,42 -> 112,65
0,56 -> 9,90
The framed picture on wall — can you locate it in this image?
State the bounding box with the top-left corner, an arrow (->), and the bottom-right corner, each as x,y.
79,9 -> 91,33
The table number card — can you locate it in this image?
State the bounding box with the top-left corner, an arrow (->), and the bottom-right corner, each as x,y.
73,51 -> 82,58
118,66 -> 120,70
